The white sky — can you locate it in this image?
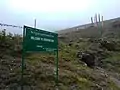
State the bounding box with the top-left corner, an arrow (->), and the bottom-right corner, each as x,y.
0,0 -> 120,33
9,0 -> 93,12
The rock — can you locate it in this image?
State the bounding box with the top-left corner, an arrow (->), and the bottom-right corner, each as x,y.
68,43 -> 72,46
77,51 -> 95,68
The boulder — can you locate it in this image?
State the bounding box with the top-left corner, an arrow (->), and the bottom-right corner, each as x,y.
77,51 -> 95,68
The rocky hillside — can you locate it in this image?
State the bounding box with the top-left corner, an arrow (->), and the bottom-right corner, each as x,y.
0,28 -> 120,90
58,17 -> 120,41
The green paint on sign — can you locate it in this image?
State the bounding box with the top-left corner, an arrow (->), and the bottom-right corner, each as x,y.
24,26 -> 58,52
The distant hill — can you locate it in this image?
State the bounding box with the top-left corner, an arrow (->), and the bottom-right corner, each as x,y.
58,17 -> 120,41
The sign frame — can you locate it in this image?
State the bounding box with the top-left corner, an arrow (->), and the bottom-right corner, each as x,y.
21,26 -> 59,90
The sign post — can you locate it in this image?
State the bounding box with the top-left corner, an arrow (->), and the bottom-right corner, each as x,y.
21,26 -> 26,90
55,42 -> 59,86
21,26 -> 58,90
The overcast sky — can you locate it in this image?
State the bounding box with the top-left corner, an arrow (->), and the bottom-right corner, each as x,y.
0,0 -> 120,33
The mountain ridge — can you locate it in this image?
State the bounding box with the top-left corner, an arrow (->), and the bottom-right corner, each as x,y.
58,17 -> 120,34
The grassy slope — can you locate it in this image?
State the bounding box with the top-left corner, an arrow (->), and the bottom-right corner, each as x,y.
1,22 -> 120,89
1,40 -> 120,90
20,40 -> 120,90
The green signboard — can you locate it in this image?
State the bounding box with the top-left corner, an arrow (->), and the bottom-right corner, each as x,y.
21,26 -> 58,90
24,26 -> 58,52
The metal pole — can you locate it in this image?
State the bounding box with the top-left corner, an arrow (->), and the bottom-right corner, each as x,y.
56,49 -> 59,86
34,19 -> 36,28
21,26 -> 26,90
55,36 -> 59,87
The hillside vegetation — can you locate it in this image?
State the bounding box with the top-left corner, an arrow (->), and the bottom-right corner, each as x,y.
0,19 -> 120,90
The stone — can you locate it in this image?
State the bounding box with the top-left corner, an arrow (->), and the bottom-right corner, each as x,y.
77,51 -> 96,68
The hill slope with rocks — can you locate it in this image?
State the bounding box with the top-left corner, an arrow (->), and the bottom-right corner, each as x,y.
0,21 -> 120,90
